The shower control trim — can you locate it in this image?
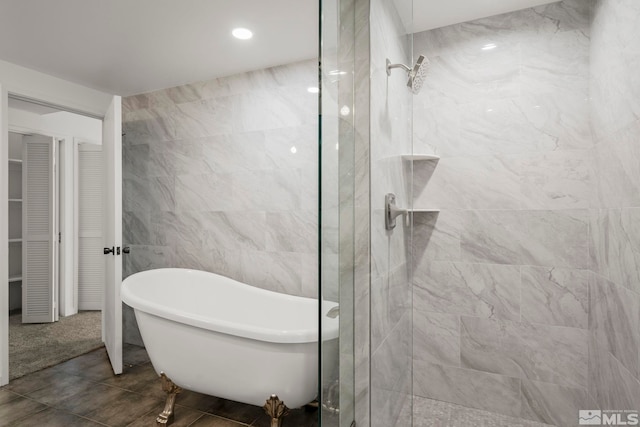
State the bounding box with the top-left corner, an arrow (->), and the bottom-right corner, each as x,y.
385,193 -> 407,230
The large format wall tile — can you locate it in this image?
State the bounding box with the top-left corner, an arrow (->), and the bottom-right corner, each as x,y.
122,116 -> 174,145
520,379 -> 592,427
413,360 -> 522,418
589,336 -> 640,412
371,266 -> 411,352
413,310 -> 460,367
411,210 -> 462,263
371,313 -> 411,391
173,97 -> 233,138
123,211 -> 151,246
460,209 -> 589,268
413,261 -> 520,320
590,1 -> 640,141
419,45 -> 521,107
590,273 -> 640,379
413,155 -> 524,210
201,211 -> 267,252
592,123 -> 640,208
521,266 -> 589,329
590,208 -> 640,294
413,150 -> 591,210
460,317 -> 588,389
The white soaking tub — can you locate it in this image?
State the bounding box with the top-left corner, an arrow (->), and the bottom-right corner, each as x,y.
121,268 -> 338,424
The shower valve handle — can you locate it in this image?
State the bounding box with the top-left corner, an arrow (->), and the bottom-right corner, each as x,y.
385,193 -> 407,230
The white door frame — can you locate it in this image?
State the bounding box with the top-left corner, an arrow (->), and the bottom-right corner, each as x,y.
101,96 -> 123,375
0,84 -> 9,386
0,91 -> 114,386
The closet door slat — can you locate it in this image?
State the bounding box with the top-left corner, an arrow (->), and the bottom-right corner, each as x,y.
22,136 -> 55,323
78,144 -> 103,310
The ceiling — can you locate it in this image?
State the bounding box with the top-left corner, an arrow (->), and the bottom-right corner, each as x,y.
413,0 -> 559,33
0,0 -> 557,97
0,0 -> 318,96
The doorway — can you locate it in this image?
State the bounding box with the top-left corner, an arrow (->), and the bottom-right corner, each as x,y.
6,99 -> 104,380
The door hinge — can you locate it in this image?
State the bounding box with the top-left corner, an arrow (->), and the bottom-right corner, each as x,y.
58,232 -> 61,243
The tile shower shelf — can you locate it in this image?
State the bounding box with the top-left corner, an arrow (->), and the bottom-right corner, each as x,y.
409,209 -> 440,213
401,154 -> 440,161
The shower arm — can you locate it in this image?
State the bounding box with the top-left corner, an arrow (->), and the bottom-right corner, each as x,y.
386,59 -> 411,76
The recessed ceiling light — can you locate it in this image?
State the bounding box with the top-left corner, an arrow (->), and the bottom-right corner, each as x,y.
482,43 -> 497,50
307,87 -> 319,93
232,28 -> 253,40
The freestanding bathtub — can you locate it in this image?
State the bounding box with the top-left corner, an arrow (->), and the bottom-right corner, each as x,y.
121,268 -> 339,425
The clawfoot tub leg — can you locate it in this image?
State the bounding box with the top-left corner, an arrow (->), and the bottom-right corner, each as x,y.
263,395 -> 289,427
156,372 -> 182,426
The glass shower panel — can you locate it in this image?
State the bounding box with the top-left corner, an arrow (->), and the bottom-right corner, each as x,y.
369,0 -> 413,425
319,0 -> 355,425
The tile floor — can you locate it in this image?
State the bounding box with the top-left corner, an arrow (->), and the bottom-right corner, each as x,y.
0,344 -> 318,426
0,344 -> 558,427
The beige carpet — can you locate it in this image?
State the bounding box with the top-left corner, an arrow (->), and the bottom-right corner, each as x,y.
9,311 -> 103,380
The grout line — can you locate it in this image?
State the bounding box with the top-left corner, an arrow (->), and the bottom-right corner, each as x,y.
4,399 -> 49,425
185,412 -> 208,426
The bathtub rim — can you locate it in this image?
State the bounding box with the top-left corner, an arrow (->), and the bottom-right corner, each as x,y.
121,268 -> 339,344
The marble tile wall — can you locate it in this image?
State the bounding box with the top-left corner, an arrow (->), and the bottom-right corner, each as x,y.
589,0 -> 640,415
369,0 -> 413,425
122,59 -> 318,344
411,1 -> 595,426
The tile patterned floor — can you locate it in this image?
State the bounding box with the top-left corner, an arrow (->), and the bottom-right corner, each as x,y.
413,396 -> 555,427
0,344 -> 318,426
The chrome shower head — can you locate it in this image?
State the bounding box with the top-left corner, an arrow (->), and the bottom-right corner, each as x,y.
408,55 -> 429,94
386,54 -> 430,95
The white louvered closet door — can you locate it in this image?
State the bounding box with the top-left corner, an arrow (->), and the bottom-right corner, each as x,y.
78,144 -> 103,310
22,135 -> 55,324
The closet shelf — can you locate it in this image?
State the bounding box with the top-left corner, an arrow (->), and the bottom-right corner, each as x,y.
9,275 -> 22,283
8,199 -> 22,203
8,238 -> 22,243
8,158 -> 23,164
401,154 -> 440,161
